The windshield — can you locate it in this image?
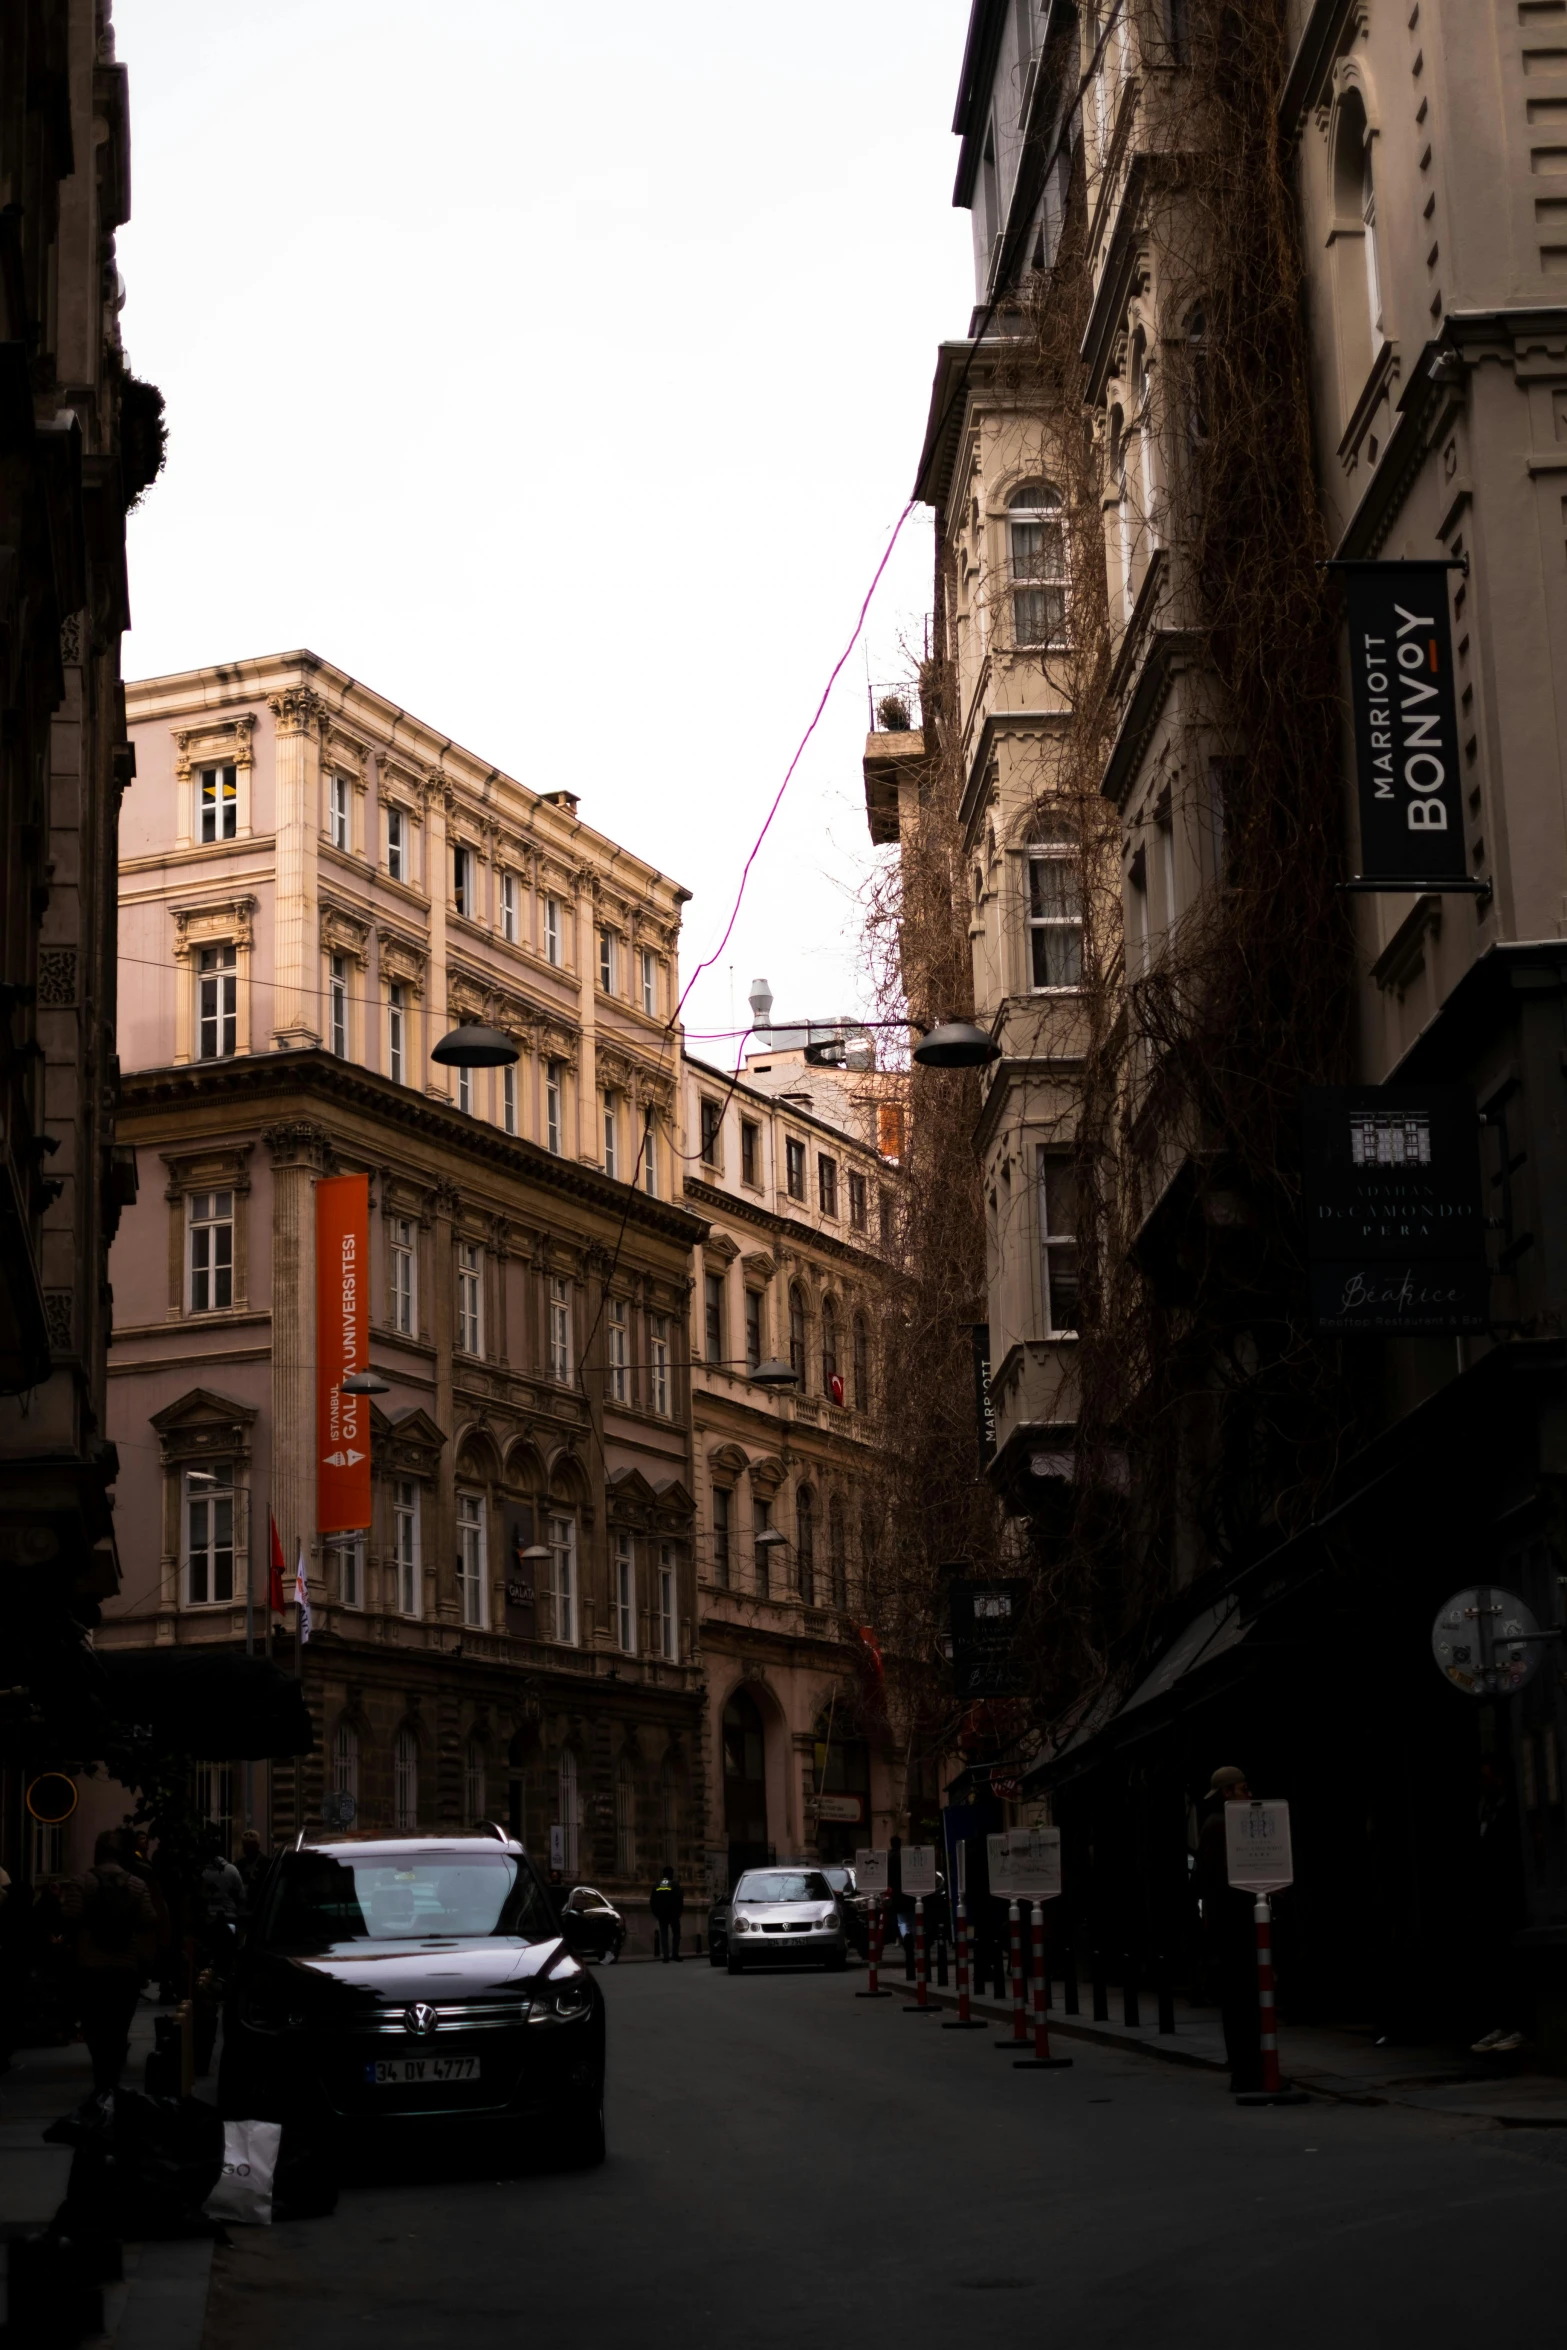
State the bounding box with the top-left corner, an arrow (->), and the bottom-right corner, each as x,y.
736,1871 -> 833,1905
821,1868 -> 853,1892
261,1851 -> 558,1947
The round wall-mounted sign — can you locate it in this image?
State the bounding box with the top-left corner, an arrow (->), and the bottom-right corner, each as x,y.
318,1789 -> 357,1830
25,1772 -> 79,1825
1431,1587 -> 1541,1697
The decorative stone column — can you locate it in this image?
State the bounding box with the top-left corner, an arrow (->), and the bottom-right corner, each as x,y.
263,1118 -> 331,1844
267,688 -> 326,1047
424,779 -> 451,1100
431,1179 -> 459,1623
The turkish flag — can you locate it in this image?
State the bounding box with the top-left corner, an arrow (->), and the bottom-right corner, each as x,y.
316,1174 -> 372,1535
830,1372 -> 845,1406
268,1515 -> 287,1615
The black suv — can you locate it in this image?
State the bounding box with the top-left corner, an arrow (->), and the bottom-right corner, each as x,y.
219,1832 -> 604,2164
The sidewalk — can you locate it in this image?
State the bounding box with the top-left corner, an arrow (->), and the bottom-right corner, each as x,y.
903,1971 -> 1567,2123
0,1996 -> 215,2350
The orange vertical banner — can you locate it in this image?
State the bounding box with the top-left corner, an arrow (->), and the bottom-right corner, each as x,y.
316,1173 -> 371,1537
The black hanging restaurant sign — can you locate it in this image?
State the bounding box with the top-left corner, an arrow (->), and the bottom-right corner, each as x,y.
1334,560 -> 1482,894
949,1576 -> 1027,1699
1301,1085 -> 1488,1334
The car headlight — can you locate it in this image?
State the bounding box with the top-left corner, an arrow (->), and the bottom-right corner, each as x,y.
529,1978 -> 594,2026
818,1912 -> 839,1928
240,1991 -> 307,2033
733,1915 -> 751,1933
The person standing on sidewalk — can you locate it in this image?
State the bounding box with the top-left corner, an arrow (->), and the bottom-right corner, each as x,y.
1196,1766 -> 1262,2093
650,1866 -> 684,1961
59,1832 -> 156,2096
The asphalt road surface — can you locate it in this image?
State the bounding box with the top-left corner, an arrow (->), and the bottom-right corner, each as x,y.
201,1962 -> 1567,2349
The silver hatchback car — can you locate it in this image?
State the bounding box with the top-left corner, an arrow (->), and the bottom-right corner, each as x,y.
725,1868 -> 847,1974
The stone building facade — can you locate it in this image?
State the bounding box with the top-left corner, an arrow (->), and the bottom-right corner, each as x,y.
683,1031 -> 904,1889
1,1 -> 159,1886
103,653 -> 708,1906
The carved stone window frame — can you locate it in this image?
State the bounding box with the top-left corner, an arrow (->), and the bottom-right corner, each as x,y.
320,901 -> 371,1065
172,716 -> 256,851
151,1386 -> 258,1618
323,727 -> 370,860
171,896 -> 256,1066
163,1145 -> 253,1319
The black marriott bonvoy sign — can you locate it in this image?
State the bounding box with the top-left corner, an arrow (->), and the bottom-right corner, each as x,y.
1343,562 -> 1466,886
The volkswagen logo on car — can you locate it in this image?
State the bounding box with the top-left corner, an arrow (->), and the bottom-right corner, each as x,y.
403,2002 -> 438,2038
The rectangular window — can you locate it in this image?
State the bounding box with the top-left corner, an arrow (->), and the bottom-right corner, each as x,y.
879,1190 -> 893,1245
607,1297 -> 628,1402
197,943 -> 237,1060
500,870 -> 517,943
1038,1149 -> 1080,1336
744,1289 -> 762,1373
818,1155 -> 839,1217
386,805 -> 405,881
848,1170 -> 867,1231
334,1533 -> 364,1610
329,955 -> 348,1058
548,1273 -> 572,1383
548,1513 -> 577,1645
1028,831 -> 1084,989
388,983 -> 406,1084
657,1543 -> 677,1661
785,1138 -> 806,1200
704,1270 -> 724,1365
502,1063 -> 517,1134
184,1461 -> 235,1605
457,1490 -> 487,1628
642,1120 -> 658,1200
603,1092 -> 619,1178
545,1062 -> 563,1156
189,1190 -> 233,1313
198,763 -> 237,843
615,1532 -> 636,1654
391,1217 -> 416,1336
393,1478 -> 421,1616
598,928 -> 616,993
754,1496 -> 772,1599
329,774 -> 351,851
712,1488 -> 731,1590
649,1313 -> 671,1417
456,1062 -> 472,1115
640,948 -> 656,1016
457,1240 -> 483,1355
453,843 -> 472,916
700,1098 -> 723,1167
740,1119 -> 759,1186
544,896 -> 562,966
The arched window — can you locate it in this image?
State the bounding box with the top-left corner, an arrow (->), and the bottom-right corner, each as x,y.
393,1727 -> 419,1832
615,1755 -> 637,1878
558,1748 -> 581,1877
1007,483 -> 1067,647
333,1721 -> 359,1807
788,1284 -> 807,1382
464,1737 -> 487,1826
797,1487 -> 816,1606
821,1297 -> 841,1402
1027,808 -> 1084,990
828,1496 -> 847,1609
1331,94 -> 1381,396
852,1312 -> 870,1412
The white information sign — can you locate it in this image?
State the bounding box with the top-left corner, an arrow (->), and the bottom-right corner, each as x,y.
900,1844 -> 938,1898
1224,1799 -> 1293,1895
854,1846 -> 889,1895
986,1828 -> 1062,1902
815,1794 -> 863,1823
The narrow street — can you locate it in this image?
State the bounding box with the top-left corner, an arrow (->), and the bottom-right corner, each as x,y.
202,1965 -> 1567,2350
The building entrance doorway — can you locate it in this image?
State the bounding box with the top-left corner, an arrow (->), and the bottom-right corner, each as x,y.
723,1687 -> 771,1884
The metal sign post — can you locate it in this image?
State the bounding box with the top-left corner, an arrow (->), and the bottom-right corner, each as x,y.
1225,1800 -> 1308,2107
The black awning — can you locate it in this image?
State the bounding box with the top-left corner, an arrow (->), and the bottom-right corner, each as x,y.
90,1647 -> 314,1761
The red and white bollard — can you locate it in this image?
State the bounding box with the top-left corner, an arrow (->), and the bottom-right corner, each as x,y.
856,1892 -> 891,1998
1233,1893 -> 1306,2104
1014,1901 -> 1072,2070
942,1896 -> 987,2029
995,1900 -> 1027,2047
905,1896 -> 934,2012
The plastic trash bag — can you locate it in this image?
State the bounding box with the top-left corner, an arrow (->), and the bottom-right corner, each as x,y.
205,2119 -> 281,2226
110,2090 -> 224,2236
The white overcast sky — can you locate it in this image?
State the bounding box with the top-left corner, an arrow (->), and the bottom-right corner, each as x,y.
114,1 -> 975,1054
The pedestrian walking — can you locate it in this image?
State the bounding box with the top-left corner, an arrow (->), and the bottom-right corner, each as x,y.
58,1831 -> 156,2096
650,1866 -> 684,1962
1195,1765 -> 1263,2092
198,1831 -> 245,1966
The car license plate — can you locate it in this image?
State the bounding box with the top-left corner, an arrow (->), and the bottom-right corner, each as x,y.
364,2056 -> 481,2086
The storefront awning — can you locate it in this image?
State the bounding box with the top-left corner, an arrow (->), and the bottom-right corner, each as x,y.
89,1647 -> 314,1761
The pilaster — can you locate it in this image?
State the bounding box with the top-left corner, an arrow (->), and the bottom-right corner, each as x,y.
268,688 -> 326,1047
264,1119 -> 331,1580
424,780 -> 451,1101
